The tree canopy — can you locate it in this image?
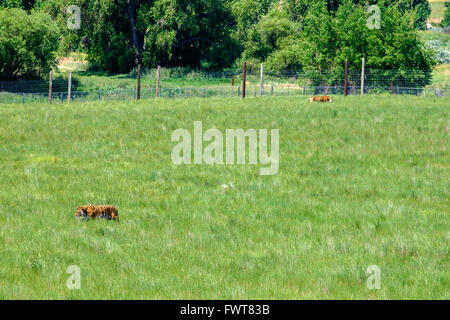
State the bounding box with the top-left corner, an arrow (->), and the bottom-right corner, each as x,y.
0,8 -> 59,80
0,0 -> 436,80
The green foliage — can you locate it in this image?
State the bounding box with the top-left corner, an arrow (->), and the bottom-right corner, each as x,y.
36,0 -> 242,72
34,0 -> 84,56
283,0 -> 430,29
0,8 -> 60,80
0,0 -> 22,8
85,1 -> 136,74
396,0 -> 431,30
242,0 -> 435,87
140,0 -> 240,70
1,0 -> 437,78
444,2 -> 450,27
37,0 -> 137,73
230,0 -> 275,42
243,6 -> 302,70
0,0 -> 36,10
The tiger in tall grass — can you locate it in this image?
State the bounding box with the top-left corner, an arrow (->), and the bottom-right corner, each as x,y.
308,96 -> 333,103
75,205 -> 119,221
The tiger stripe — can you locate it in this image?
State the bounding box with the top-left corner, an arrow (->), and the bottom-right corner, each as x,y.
74,205 -> 119,221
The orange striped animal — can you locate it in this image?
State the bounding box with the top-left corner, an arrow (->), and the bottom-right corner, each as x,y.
308,96 -> 333,103
75,205 -> 119,221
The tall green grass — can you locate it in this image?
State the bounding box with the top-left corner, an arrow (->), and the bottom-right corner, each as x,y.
0,95 -> 448,299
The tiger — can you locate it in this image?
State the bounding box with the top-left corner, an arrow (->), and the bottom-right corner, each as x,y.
75,205 -> 119,221
308,96 -> 333,103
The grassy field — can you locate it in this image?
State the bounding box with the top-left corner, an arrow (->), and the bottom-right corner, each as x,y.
431,63 -> 450,87
0,95 -> 448,299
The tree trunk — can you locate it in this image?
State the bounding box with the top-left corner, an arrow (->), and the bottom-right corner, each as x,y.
128,0 -> 144,64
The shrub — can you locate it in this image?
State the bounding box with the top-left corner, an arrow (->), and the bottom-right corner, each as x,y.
0,8 -> 60,80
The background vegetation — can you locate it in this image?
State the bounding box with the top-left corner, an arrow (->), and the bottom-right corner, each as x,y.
0,0 -> 439,80
0,8 -> 59,80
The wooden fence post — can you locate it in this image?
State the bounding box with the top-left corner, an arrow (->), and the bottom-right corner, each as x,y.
68,72 -> 72,103
361,58 -> 365,96
242,62 -> 246,98
137,64 -> 141,100
259,63 -> 264,96
156,65 -> 160,98
344,59 -> 348,97
48,70 -> 53,104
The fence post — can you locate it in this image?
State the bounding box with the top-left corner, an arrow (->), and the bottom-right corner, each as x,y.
48,70 -> 53,104
137,64 -> 141,100
98,90 -> 101,100
68,72 -> 72,103
156,65 -> 160,98
271,84 -> 274,96
242,62 -> 246,98
133,88 -> 136,100
344,59 -> 348,97
22,93 -> 25,104
360,58 -> 365,96
303,86 -> 306,95
259,63 -> 264,96
238,86 -> 240,97
203,88 -> 206,98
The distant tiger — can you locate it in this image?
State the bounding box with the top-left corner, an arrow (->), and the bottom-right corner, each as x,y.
75,205 -> 119,221
308,96 -> 333,103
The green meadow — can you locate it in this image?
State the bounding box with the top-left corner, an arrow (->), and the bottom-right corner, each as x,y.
0,95 -> 448,299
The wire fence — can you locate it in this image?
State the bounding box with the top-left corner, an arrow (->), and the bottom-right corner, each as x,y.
0,69 -> 449,104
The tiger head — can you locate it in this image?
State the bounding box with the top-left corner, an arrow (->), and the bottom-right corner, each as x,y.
75,206 -> 87,218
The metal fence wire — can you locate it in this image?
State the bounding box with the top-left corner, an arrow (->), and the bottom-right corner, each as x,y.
0,69 -> 448,104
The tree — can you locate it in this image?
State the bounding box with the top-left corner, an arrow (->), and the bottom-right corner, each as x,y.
396,0 -> 431,30
0,8 -> 60,80
242,0 -> 435,89
30,0 -> 434,75
230,0 -> 275,42
283,0 -> 430,29
37,0 -> 241,72
140,0 -> 240,70
36,0 -> 142,73
242,5 -> 301,67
